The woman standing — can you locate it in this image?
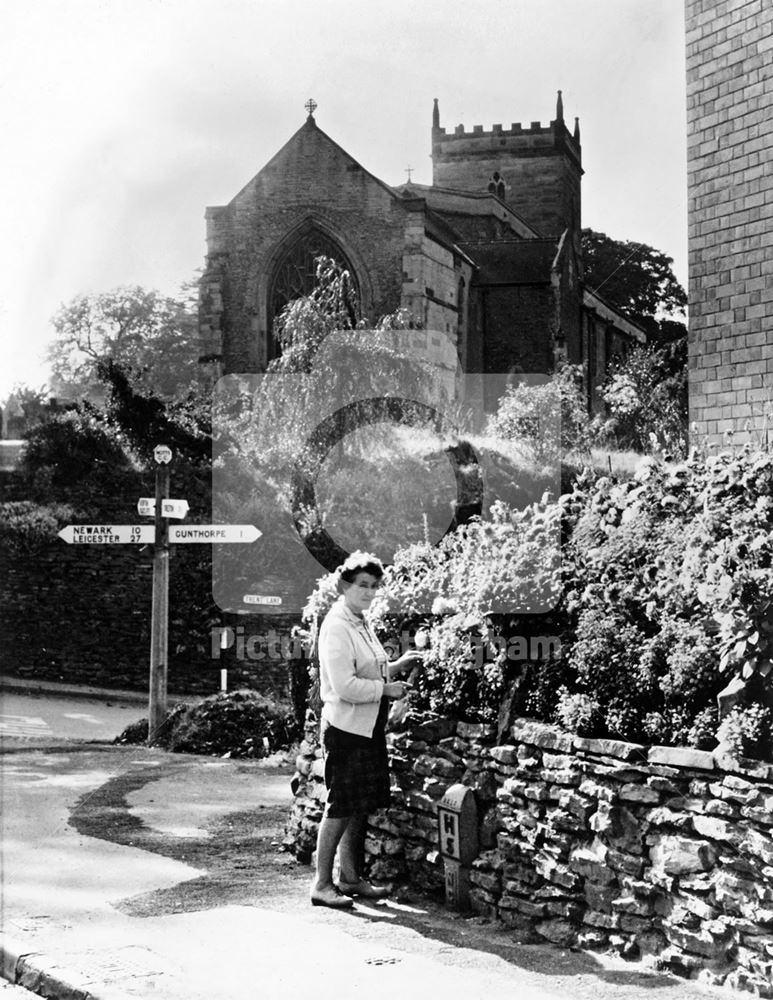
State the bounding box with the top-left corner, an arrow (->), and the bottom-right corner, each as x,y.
310,552 -> 423,908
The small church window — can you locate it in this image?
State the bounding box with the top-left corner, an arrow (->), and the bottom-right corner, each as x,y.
488,171 -> 506,200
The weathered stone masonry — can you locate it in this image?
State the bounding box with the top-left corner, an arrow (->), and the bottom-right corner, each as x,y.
685,0 -> 773,443
289,713 -> 773,995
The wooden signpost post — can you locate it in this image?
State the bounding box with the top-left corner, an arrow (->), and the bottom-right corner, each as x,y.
57,444 -> 262,744
149,445 -> 171,741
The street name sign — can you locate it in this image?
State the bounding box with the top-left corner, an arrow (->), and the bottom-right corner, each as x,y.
243,595 -> 282,606
168,524 -> 261,543
137,498 -> 190,518
58,525 -> 154,545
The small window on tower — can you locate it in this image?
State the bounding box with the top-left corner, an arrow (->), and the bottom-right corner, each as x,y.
488,171 -> 506,200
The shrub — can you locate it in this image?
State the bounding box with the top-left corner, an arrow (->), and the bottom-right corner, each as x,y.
637,615 -> 722,746
687,706 -> 719,751
717,704 -> 773,761
521,649 -> 572,721
565,605 -> 657,741
555,687 -> 600,735
0,501 -> 80,553
680,449 -> 773,685
114,691 -> 296,757
19,409 -> 137,500
597,346 -> 687,455
487,363 -> 594,462
407,613 -> 509,724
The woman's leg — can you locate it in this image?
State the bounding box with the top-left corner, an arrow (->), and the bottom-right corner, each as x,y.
337,813 -> 389,898
337,813 -> 367,884
312,814 -> 351,891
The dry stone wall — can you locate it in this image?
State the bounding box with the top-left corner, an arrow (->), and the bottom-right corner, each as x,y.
288,712 -> 773,995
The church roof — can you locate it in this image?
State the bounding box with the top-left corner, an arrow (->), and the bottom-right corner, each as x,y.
457,239 -> 560,285
583,287 -> 647,343
393,182 -> 538,238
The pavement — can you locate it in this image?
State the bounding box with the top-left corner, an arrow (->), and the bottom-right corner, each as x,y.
0,708 -> 724,1000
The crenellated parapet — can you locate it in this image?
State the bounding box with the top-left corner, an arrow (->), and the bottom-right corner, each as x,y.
431,92 -> 581,168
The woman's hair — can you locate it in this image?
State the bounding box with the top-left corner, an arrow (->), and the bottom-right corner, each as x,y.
338,550 -> 385,586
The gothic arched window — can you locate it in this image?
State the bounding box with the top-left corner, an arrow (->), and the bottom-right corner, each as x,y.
487,171 -> 506,200
268,228 -> 357,359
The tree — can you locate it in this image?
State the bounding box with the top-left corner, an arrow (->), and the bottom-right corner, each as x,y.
581,229 -> 687,327
47,284 -> 215,404
97,359 -> 211,466
582,229 -> 689,447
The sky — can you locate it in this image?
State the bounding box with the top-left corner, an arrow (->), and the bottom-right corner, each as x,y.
1,0 -> 688,402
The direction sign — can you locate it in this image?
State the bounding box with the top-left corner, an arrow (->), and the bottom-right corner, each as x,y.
162,499 -> 189,519
59,523 -> 259,544
58,525 -> 154,545
153,444 -> 172,465
243,595 -> 282,606
168,524 -> 261,544
136,498 -> 189,518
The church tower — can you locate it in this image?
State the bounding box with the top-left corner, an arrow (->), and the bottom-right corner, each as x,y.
431,93 -> 583,240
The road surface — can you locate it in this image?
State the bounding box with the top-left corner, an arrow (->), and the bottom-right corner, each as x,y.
0,690 -> 143,744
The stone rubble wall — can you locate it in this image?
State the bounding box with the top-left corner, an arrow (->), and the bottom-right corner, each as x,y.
288,712 -> 773,996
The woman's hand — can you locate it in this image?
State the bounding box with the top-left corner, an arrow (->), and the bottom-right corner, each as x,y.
384,680 -> 412,700
390,651 -> 425,676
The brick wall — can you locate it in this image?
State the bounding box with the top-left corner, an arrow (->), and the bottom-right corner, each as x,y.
685,0 -> 773,444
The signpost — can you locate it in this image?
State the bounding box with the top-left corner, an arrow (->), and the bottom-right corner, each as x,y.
57,444 -> 261,746
149,450 -> 171,742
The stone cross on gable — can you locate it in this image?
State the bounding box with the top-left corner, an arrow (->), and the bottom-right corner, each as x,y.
305,98 -> 318,118
405,165 -> 413,182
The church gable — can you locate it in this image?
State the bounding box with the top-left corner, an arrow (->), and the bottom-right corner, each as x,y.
231,116 -> 401,215
202,113 -> 412,371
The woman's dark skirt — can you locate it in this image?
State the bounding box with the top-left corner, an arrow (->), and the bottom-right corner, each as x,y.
321,698 -> 390,818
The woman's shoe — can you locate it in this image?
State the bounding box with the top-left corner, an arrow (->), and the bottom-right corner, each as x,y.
337,879 -> 390,899
310,885 -> 354,909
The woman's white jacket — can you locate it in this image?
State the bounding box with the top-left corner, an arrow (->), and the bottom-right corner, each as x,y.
318,598 -> 387,738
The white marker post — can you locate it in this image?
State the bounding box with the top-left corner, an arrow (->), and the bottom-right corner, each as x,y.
149,444 -> 172,743
220,626 -> 229,693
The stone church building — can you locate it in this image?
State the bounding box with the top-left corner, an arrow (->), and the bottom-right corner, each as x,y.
199,94 -> 644,411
